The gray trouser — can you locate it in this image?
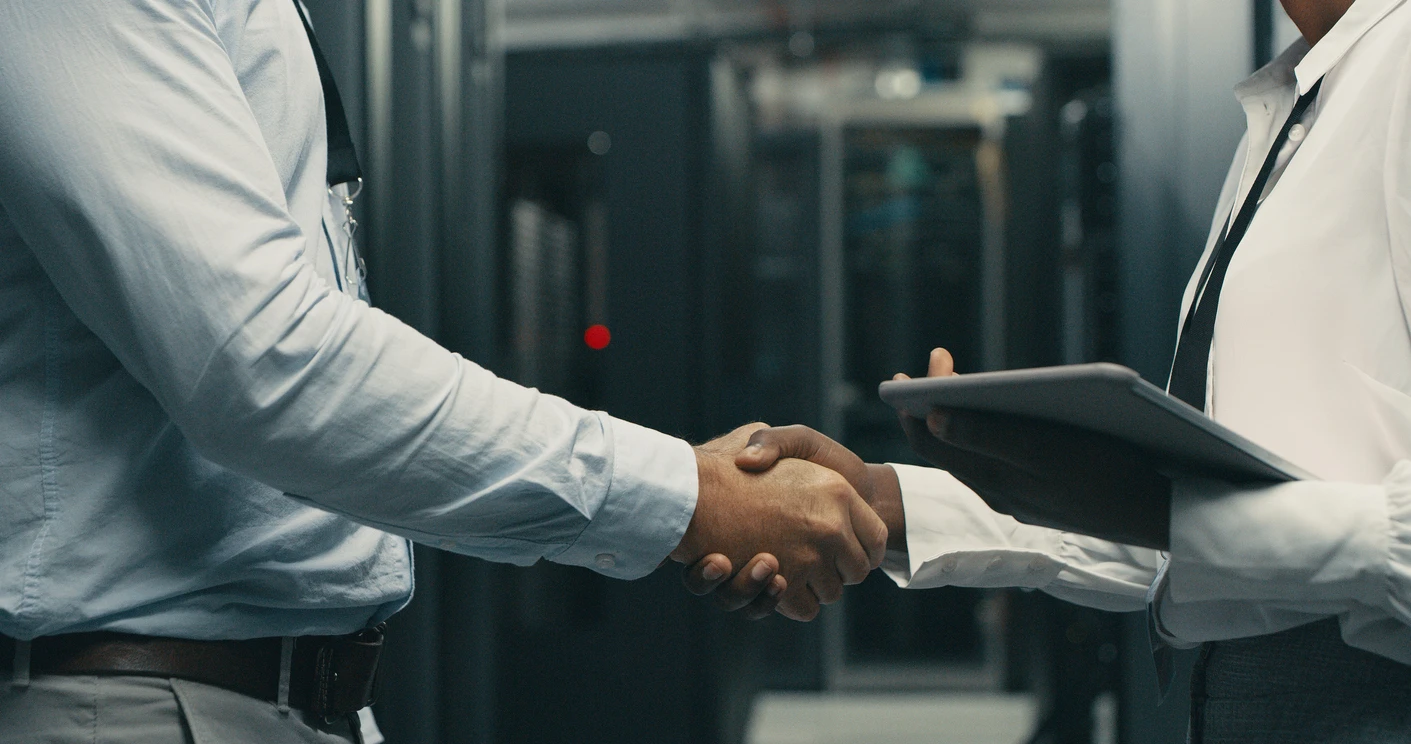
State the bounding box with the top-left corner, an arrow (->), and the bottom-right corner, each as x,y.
1193,618 -> 1411,743
0,673 -> 361,743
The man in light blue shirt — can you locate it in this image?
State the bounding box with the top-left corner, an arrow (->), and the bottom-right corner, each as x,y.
0,1 -> 886,740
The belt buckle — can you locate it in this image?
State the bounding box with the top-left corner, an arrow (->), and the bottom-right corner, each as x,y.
312,623 -> 386,723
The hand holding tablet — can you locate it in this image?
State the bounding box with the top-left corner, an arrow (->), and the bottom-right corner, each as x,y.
879,350 -> 1312,550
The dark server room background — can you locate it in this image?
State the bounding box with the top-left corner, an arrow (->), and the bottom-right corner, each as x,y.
298,1 -> 1302,741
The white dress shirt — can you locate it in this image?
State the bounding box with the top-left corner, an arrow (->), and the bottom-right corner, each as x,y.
0,0 -> 697,641
887,0 -> 1411,665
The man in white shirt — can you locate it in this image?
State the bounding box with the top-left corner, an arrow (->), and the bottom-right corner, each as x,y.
0,1 -> 884,741
706,0 -> 1411,739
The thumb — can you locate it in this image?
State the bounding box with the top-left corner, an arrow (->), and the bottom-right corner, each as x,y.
735,425 -> 826,472
927,348 -> 956,378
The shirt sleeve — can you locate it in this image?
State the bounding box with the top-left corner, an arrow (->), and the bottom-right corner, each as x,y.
0,0 -> 696,579
883,464 -> 1161,612
1153,462 -> 1411,664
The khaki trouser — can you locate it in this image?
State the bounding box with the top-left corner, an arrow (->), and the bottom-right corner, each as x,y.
0,673 -> 363,743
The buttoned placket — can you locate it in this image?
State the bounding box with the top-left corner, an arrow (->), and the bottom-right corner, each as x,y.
1202,79 -> 1321,419
1150,52 -> 1323,692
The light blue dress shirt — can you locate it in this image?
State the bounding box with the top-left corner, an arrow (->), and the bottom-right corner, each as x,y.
0,0 -> 698,641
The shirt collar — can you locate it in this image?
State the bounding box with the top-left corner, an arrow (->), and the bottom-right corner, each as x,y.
1293,0 -> 1407,94
1235,39 -> 1309,102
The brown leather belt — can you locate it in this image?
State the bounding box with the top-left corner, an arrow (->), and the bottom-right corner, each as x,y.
0,626 -> 384,719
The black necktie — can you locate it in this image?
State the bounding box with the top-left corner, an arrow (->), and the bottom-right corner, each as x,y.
1166,79 -> 1323,410
1149,77 -> 1324,702
290,1 -> 363,188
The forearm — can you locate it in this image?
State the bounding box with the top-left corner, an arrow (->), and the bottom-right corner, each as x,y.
206,295 -> 697,576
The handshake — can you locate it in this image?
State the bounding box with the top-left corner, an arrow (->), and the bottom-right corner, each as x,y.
668,347 -> 1174,622
668,348 -> 962,622
669,421 -> 907,622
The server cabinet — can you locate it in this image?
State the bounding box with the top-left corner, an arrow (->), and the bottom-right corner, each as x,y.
490,46 -> 743,744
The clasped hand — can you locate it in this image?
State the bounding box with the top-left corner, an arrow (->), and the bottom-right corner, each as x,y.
674,348 -> 1172,622
670,424 -> 888,621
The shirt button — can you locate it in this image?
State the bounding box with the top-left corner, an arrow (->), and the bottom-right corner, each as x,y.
986,556 -> 1004,572
595,553 -> 617,570
1288,123 -> 1307,142
939,556 -> 958,574
1027,557 -> 1049,573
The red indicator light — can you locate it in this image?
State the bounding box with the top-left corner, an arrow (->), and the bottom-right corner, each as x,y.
584,324 -> 611,350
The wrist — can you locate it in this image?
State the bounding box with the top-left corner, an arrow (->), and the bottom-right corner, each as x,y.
865,464 -> 907,552
673,447 -> 721,562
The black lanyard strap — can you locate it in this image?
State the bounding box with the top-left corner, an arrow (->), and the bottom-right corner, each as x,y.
291,1 -> 363,188
1166,78 -> 1323,410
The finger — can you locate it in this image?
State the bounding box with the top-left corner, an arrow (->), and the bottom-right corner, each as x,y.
834,537 -> 872,586
900,415 -> 1044,519
901,415 -> 1014,493
894,375 -> 914,431
927,407 -> 950,438
847,492 -> 889,571
697,422 -> 771,457
776,585 -> 822,622
735,421 -> 771,439
682,554 -> 734,596
713,554 -> 780,612
735,425 -> 826,472
928,348 -> 956,378
932,409 -> 1052,470
811,474 -> 873,584
744,575 -> 788,620
809,572 -> 845,605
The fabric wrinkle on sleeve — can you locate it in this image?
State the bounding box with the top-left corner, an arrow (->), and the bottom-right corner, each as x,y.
551,416 -> 697,579
1166,476 -> 1388,606
884,464 -> 1156,611
1154,468 -> 1404,650
1043,532 -> 1163,612
1152,462 -> 1411,658
0,1 -> 697,579
1378,461 -> 1411,627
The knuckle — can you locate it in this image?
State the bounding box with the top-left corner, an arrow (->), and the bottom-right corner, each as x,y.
821,470 -> 850,492
803,514 -> 833,541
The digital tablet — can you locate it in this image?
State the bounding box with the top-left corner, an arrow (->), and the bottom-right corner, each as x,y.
877,362 -> 1313,483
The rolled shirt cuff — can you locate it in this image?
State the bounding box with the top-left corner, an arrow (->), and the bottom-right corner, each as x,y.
883,464 -> 1065,591
552,415 -> 698,580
